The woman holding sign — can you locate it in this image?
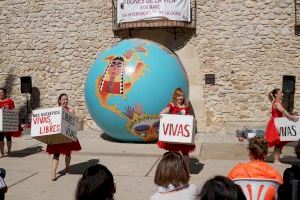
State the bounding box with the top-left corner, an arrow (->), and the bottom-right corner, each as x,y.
265,88 -> 298,164
0,88 -> 21,158
157,88 -> 195,171
46,93 -> 81,181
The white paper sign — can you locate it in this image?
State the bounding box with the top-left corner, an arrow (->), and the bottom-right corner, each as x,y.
0,177 -> 6,190
274,116 -> 300,141
159,114 -> 195,144
0,109 -> 19,132
61,110 -> 78,141
30,107 -> 78,144
117,0 -> 191,23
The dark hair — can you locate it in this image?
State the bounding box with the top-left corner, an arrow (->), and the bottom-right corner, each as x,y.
198,176 -> 246,200
268,88 -> 280,102
248,136 -> 268,160
113,57 -> 124,62
75,164 -> 115,200
154,151 -> 189,188
295,139 -> 300,159
58,93 -> 67,106
0,88 -> 7,98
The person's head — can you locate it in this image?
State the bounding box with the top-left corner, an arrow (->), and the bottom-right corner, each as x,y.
295,139 -> 300,159
154,151 -> 189,188
75,164 -> 115,200
172,88 -> 185,105
58,93 -> 68,107
198,176 -> 246,200
268,88 -> 282,102
110,57 -> 124,68
248,136 -> 268,161
0,88 -> 7,100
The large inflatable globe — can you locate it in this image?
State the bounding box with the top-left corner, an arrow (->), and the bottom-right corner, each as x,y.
85,38 -> 189,142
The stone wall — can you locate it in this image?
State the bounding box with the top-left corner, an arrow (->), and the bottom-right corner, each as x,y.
195,0 -> 300,133
0,0 -> 299,133
0,0 -> 118,128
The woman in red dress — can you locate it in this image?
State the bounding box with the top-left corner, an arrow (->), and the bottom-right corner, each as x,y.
265,88 -> 298,164
46,93 -> 81,181
0,88 -> 21,158
157,88 -> 195,171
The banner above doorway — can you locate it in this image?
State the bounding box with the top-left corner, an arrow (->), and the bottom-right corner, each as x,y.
117,0 -> 191,23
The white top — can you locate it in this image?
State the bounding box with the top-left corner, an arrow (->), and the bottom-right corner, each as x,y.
150,184 -> 200,200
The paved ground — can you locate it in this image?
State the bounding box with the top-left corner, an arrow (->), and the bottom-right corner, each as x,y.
0,129 -> 298,200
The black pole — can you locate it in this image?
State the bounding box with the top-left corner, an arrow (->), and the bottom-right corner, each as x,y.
26,94 -> 29,124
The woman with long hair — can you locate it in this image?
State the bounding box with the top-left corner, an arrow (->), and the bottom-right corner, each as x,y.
265,88 -> 298,164
157,88 -> 195,171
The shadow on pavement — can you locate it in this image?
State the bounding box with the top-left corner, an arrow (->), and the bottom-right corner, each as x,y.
58,159 -> 99,175
280,156 -> 300,165
8,145 -> 43,157
189,157 -> 204,175
100,133 -> 157,144
265,154 -> 300,165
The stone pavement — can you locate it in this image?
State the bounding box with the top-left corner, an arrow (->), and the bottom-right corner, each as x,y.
0,129 -> 298,200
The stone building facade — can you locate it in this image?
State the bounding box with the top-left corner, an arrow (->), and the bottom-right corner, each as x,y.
0,0 -> 299,134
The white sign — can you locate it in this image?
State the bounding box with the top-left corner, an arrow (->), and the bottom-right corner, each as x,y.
274,116 -> 300,141
117,0 -> 191,23
30,107 -> 78,144
159,114 -> 195,144
0,109 -> 19,132
0,177 -> 6,190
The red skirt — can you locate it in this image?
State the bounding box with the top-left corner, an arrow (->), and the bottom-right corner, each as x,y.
265,118 -> 286,147
157,141 -> 195,155
46,140 -> 81,155
1,126 -> 23,137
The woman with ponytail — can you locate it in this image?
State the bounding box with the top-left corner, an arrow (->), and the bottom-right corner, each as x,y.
265,88 -> 298,164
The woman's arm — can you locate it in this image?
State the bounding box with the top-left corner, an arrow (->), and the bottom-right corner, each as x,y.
160,103 -> 172,114
68,107 -> 75,114
274,102 -> 298,121
160,107 -> 170,114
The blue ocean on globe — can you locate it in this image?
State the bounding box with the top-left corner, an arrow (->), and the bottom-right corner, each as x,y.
85,38 -> 189,142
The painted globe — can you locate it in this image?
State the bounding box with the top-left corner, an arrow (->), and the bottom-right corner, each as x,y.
85,38 -> 189,142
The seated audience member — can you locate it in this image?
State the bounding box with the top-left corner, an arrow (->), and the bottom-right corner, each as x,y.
277,139 -> 300,200
150,151 -> 199,200
197,176 -> 246,200
75,164 -> 115,200
0,168 -> 7,200
228,136 -> 282,200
